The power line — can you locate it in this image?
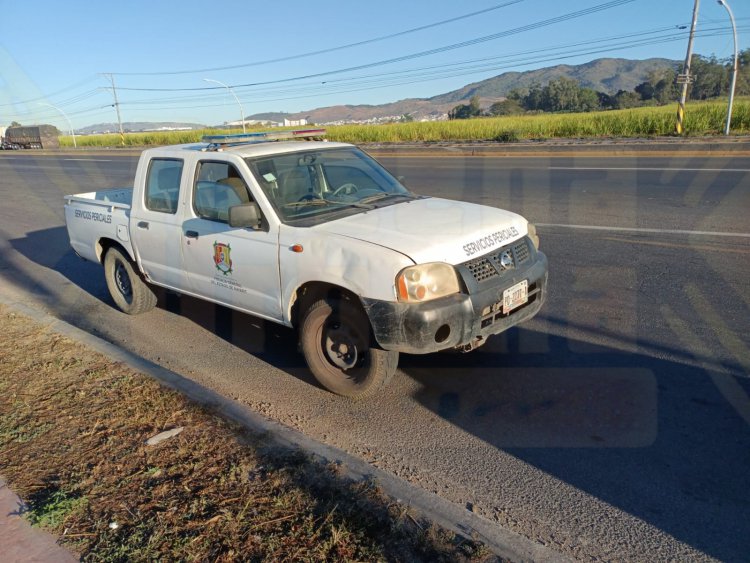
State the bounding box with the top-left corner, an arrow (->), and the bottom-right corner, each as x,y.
115,0 -> 637,92
5,23 -> 743,125
121,24 -> 684,103
115,23 -> 741,109
110,1 -> 523,76
0,75 -> 99,108
115,27 -> 748,113
5,8 -> 746,124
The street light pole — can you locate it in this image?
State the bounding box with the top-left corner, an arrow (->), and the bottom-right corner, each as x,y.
39,102 -> 77,148
204,78 -> 246,133
676,0 -> 700,135
717,0 -> 738,136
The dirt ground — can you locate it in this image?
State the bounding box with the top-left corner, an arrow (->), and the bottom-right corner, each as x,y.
0,306 -> 495,562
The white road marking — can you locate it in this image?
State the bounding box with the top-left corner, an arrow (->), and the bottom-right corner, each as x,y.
537,223 -> 750,238
64,158 -> 113,162
549,166 -> 750,173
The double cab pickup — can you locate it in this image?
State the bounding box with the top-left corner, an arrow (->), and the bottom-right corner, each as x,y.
64,129 -> 547,398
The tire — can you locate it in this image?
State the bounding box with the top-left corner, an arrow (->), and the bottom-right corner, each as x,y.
300,298 -> 398,399
104,246 -> 157,315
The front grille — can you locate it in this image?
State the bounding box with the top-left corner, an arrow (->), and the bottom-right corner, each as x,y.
462,238 -> 531,284
513,240 -> 530,264
466,258 -> 497,283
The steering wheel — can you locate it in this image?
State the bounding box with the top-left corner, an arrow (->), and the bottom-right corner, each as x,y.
332,183 -> 359,197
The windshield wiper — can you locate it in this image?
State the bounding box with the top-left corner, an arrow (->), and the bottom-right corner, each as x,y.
358,192 -> 414,205
283,198 -> 376,214
333,201 -> 375,210
282,198 -> 332,208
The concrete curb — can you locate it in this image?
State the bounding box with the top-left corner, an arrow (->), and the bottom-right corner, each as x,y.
0,294 -> 568,562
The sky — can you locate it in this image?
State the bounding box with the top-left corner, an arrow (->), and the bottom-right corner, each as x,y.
1,0 -> 748,130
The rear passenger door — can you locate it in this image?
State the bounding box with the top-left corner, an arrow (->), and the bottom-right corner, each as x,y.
181,159 -> 283,322
131,157 -> 189,292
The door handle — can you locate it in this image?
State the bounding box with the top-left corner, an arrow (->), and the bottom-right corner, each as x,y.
185,230 -> 199,239
137,221 -> 149,230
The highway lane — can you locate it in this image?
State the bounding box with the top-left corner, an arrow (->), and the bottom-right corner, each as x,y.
1,152 -> 749,561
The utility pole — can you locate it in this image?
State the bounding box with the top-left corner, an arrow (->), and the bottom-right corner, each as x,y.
676,0 -> 700,135
101,73 -> 125,146
718,0 -> 738,135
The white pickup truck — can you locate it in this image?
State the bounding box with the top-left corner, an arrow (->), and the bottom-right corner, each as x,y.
65,129 -> 547,398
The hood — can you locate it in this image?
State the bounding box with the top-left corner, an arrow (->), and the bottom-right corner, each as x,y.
316,197 -> 527,265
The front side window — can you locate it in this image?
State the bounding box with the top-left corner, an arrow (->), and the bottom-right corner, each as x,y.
145,158 -> 183,213
193,161 -> 252,223
245,147 -> 415,225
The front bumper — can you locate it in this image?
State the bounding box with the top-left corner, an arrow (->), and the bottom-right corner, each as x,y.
363,242 -> 548,354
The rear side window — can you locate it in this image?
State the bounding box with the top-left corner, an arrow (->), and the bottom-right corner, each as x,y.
145,158 -> 183,214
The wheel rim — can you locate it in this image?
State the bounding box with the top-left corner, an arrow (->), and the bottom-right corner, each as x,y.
114,260 -> 133,302
322,317 -> 367,373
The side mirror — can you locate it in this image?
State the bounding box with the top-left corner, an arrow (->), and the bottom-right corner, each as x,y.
228,202 -> 263,230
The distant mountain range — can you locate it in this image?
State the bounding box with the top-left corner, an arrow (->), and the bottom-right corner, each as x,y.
250,57 -> 680,124
77,122 -> 206,134
78,57 -> 680,131
430,57 -> 680,103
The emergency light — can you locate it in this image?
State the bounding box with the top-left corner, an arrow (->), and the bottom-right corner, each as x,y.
201,128 -> 326,149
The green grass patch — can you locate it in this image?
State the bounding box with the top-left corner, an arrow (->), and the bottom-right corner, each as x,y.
25,487 -> 88,530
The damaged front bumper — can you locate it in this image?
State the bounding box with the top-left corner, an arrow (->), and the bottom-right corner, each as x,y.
363,243 -> 547,355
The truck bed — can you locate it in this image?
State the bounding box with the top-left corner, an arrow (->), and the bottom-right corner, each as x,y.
65,187 -> 134,207
64,188 -> 135,263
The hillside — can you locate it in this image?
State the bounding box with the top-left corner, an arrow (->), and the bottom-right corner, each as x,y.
429,57 -> 679,104
266,57 -> 679,123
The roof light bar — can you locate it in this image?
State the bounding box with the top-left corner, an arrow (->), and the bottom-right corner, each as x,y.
201,128 -> 326,147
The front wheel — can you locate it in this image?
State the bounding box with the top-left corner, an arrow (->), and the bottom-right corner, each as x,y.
104,246 -> 157,315
300,298 -> 398,399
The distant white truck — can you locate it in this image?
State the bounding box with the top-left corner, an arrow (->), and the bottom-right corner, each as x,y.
64,129 -> 547,398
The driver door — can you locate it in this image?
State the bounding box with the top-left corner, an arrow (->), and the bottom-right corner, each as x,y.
181,159 -> 282,322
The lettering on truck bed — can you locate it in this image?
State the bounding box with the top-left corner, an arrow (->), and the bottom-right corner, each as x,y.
75,209 -> 112,224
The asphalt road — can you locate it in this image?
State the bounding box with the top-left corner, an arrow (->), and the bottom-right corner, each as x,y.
1,150 -> 749,561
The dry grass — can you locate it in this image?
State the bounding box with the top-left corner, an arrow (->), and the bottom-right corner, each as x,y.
0,306 -> 495,562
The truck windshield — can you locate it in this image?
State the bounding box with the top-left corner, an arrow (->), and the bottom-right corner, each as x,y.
245,147 -> 414,224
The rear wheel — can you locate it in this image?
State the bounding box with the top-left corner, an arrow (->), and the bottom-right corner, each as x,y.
104,246 -> 157,315
300,298 -> 397,399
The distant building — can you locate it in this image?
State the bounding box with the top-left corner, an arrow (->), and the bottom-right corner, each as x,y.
226,119 -> 281,128
283,118 -> 308,127
143,126 -> 194,132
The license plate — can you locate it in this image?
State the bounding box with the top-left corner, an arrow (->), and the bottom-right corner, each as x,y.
503,280 -> 528,313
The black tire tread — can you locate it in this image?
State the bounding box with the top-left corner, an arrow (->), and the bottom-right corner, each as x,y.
104,246 -> 157,315
300,298 -> 397,399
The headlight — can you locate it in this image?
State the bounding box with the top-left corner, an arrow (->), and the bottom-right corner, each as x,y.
396,262 -> 460,303
527,223 -> 540,250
